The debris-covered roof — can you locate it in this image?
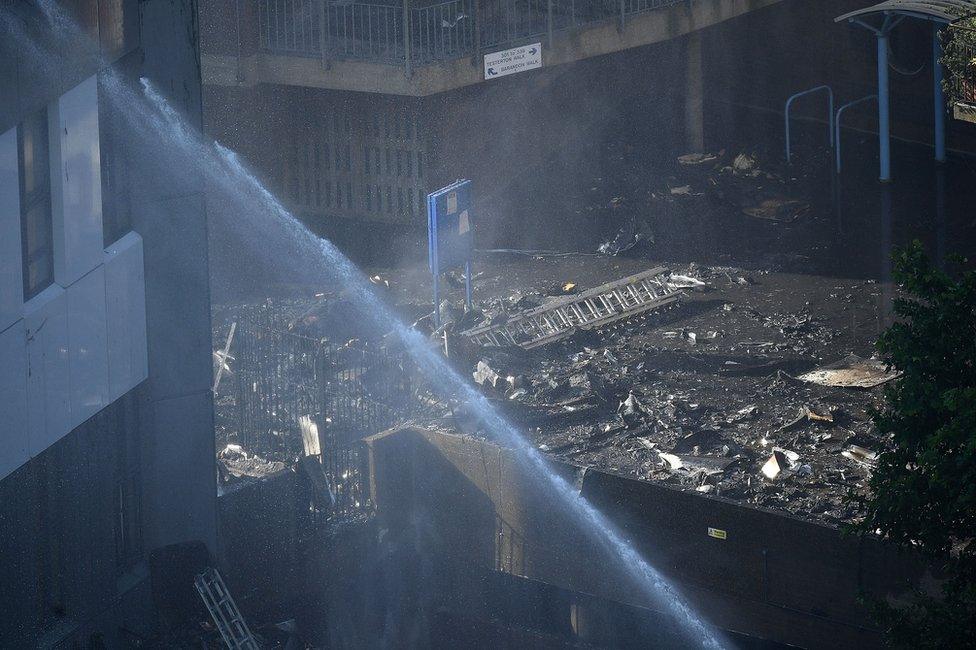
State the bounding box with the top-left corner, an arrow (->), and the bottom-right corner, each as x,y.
421,254 -> 897,527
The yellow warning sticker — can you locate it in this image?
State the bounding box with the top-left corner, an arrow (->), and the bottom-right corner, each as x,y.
707,527 -> 727,540
458,210 -> 470,234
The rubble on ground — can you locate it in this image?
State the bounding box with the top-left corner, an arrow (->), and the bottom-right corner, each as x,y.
210,145 -> 898,528
217,443 -> 290,492
398,253 -> 893,527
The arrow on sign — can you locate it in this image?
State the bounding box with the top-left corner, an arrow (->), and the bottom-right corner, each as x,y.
487,67 -> 498,76
529,47 -> 538,55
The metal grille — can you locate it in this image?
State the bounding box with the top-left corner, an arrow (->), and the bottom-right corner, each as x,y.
219,303 -> 412,513
277,96 -> 428,225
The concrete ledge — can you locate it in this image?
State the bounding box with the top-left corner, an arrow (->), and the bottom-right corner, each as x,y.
365,426 -> 925,649
203,0 -> 783,96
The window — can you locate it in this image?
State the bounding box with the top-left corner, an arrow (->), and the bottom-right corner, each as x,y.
18,108 -> 54,301
99,74 -> 132,247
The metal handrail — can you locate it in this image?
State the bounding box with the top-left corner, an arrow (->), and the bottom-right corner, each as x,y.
258,0 -> 689,66
784,85 -> 835,164
834,94 -> 877,174
411,0 -> 475,63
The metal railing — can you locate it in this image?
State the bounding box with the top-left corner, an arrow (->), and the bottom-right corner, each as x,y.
325,2 -> 405,63
216,302 -> 414,514
259,0 -> 323,55
480,0 -> 549,50
257,0 -> 688,66
784,85 -> 834,164
412,0 -> 476,63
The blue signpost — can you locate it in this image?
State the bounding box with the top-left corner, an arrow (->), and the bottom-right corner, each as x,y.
427,180 -> 473,326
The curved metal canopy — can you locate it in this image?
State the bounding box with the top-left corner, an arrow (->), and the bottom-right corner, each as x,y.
835,1 -> 976,24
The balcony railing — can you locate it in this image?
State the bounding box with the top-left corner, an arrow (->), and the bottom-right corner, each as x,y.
257,0 -> 687,66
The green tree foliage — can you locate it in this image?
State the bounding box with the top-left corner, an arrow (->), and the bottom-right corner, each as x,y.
855,242 -> 976,648
943,21 -> 976,105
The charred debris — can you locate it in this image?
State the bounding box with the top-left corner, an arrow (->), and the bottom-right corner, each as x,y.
212,150 -> 895,527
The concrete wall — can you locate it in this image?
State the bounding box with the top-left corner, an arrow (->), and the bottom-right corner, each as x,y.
366,427 -> 926,649
216,470 -> 306,621
704,0 -> 976,156
202,35 -> 694,260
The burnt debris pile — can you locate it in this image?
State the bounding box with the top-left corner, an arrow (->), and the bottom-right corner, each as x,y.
416,256 -> 897,526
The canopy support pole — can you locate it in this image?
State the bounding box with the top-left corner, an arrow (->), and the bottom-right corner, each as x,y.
878,24 -> 892,181
934,23 -> 947,163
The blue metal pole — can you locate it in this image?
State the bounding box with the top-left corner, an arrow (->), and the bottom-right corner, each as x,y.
784,103 -> 792,163
784,85 -> 834,164
433,271 -> 440,327
878,30 -> 891,181
835,94 -> 878,174
934,23 -> 947,163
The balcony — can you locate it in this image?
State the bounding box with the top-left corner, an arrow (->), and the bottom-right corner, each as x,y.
202,0 -> 783,95
256,0 -> 684,65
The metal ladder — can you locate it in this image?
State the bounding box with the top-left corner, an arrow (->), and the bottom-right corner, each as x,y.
194,567 -> 260,650
461,267 -> 683,350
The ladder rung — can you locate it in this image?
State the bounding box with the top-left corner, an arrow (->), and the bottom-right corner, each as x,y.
460,268 -> 685,350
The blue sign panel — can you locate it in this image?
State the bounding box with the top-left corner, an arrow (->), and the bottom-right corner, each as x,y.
427,180 -> 473,325
427,179 -> 473,274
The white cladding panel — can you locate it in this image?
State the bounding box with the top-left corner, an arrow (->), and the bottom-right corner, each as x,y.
0,128 -> 23,332
51,75 -> 103,286
0,76 -> 151,476
0,321 -> 29,480
104,232 -> 148,400
24,285 -> 71,454
66,266 -> 109,428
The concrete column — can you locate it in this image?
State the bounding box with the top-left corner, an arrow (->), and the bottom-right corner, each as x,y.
403,0 -> 412,78
936,167 -> 946,269
933,23 -> 946,163
472,0 -> 481,66
133,0 -> 217,557
684,31 -> 704,153
878,31 -> 891,181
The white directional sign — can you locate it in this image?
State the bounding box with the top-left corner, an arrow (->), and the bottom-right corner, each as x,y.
484,43 -> 542,80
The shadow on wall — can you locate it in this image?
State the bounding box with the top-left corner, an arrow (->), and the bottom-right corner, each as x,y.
426,39 -> 690,251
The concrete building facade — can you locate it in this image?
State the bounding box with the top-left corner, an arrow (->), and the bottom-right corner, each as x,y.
199,0 -> 777,264
200,0 -> 976,266
0,1 -> 216,646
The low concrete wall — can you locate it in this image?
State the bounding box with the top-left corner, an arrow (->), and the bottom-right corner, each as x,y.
217,469 -> 306,620
366,426 -> 925,649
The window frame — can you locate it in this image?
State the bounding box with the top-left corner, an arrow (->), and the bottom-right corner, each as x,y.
17,107 -> 55,302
